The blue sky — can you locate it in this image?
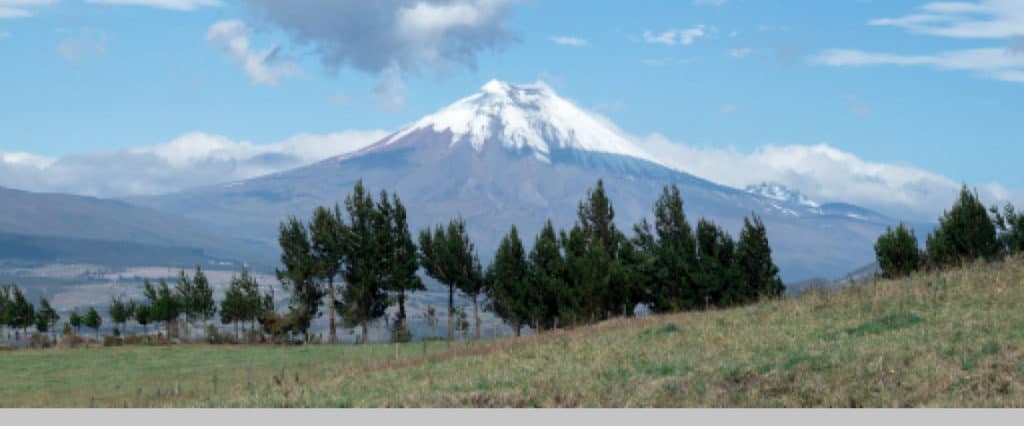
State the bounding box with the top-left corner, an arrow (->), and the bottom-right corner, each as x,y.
1,0 -> 1022,219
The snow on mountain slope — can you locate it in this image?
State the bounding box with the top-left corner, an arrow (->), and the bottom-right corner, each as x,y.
746,182 -> 821,209
378,80 -> 661,165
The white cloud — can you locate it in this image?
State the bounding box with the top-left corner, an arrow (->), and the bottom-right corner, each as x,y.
550,36 -> 589,47
206,19 -> 299,85
85,0 -> 221,11
728,47 -> 752,58
814,1 -> 1024,83
0,151 -> 57,169
643,26 -> 706,46
869,0 -> 1024,39
0,130 -> 390,197
811,47 -> 1024,82
633,135 -> 1023,220
0,0 -> 57,19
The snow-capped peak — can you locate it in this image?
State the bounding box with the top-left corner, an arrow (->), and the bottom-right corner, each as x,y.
746,182 -> 821,209
380,80 -> 661,164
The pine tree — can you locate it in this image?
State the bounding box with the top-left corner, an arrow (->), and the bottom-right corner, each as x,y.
134,304 -> 152,334
221,273 -> 244,339
84,307 -> 102,339
336,181 -> 389,344
696,219 -> 738,309
486,226 -> 530,336
144,278 -> 181,338
36,298 -> 59,338
567,179 -> 636,320
559,226 -> 587,325
109,297 -> 131,336
527,220 -> 566,330
192,266 -> 216,336
626,219 -> 657,312
991,203 -> 1024,257
448,220 -> 485,340
240,268 -> 265,336
174,269 -> 195,338
7,285 -> 35,338
875,222 -> 922,279
420,218 -> 474,343
736,214 -> 785,300
0,285 -> 10,340
69,310 -> 83,334
648,185 -> 699,313
34,310 -> 51,336
926,185 -> 1001,268
310,204 -> 344,344
377,193 -> 425,342
276,216 -> 324,342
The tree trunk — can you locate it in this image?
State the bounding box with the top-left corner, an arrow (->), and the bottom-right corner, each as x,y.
398,290 -> 407,329
515,322 -> 522,337
447,284 -> 454,345
328,277 -> 337,344
361,321 -> 369,345
473,295 -> 480,340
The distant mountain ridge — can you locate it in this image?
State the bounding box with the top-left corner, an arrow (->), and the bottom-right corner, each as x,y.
0,185 -> 256,267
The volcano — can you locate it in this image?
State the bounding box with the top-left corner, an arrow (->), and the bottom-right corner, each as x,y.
136,80 -> 898,282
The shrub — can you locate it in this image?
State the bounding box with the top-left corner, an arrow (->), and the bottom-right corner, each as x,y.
205,326 -> 238,345
875,223 -> 922,279
926,185 -> 1001,268
59,334 -> 88,348
29,333 -> 52,349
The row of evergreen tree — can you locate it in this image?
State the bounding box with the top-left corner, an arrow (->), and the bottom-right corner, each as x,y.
875,185 -> 1024,279
2,179 -> 785,345
271,179 -> 785,344
0,285 -> 61,340
0,266 -> 241,343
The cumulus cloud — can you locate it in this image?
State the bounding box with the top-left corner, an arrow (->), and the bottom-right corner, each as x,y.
0,0 -> 57,19
550,36 -> 589,47
85,0 -> 221,11
643,26 -> 706,46
814,1 -> 1024,83
633,135 -> 1023,220
206,19 -> 299,85
0,130 -> 389,197
244,0 -> 517,75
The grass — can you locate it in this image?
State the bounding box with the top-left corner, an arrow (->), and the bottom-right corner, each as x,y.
3,257 -> 1024,407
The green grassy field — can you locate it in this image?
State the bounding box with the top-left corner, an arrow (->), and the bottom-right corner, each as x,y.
3,257 -> 1024,408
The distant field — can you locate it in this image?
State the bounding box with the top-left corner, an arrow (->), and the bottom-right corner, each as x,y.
3,257 -> 1024,407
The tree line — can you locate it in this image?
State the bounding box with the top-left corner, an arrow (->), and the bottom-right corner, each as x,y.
270,179 -> 784,344
875,184 -> 1024,279
2,178 -> 785,346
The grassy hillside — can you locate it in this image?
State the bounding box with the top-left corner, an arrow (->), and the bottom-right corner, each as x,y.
3,257 -> 1023,408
